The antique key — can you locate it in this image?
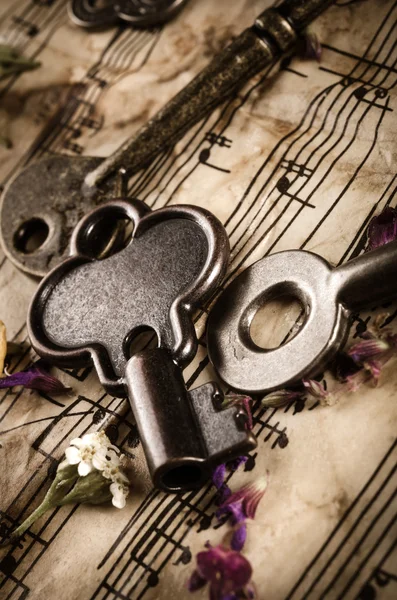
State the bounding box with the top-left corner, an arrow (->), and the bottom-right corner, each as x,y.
207,241 -> 397,397
28,198 -> 256,492
0,0 -> 335,277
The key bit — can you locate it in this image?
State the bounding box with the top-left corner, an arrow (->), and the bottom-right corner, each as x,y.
1,0 -> 335,277
28,198 -> 256,492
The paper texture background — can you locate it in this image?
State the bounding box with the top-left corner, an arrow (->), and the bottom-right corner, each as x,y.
0,0 -> 396,599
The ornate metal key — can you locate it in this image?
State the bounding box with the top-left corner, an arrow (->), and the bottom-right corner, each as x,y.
28,198 -> 256,492
207,241 -> 397,397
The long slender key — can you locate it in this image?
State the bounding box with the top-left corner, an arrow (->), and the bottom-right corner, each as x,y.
207,241 -> 397,397
28,198 -> 256,492
0,0 -> 335,277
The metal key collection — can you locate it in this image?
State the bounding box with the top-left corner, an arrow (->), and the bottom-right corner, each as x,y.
2,0 -> 394,493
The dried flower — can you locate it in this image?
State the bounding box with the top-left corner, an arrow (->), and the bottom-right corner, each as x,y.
365,206 -> 397,252
347,331 -> 397,383
0,365 -> 70,395
303,30 -> 322,61
262,388 -> 305,408
216,477 -> 268,551
331,352 -> 362,383
228,456 -> 248,473
187,543 -> 254,600
212,456 -> 248,505
3,432 -> 130,544
217,477 -> 268,524
222,394 -> 253,430
348,336 -> 391,363
302,378 -> 330,404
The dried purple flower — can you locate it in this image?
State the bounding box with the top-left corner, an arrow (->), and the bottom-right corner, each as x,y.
348,337 -> 391,364
302,378 -> 329,402
222,394 -> 253,430
228,456 -> 248,473
217,477 -> 268,526
187,544 -> 253,600
331,352 -> 362,383
231,522 -> 247,552
212,463 -> 227,490
212,457 -> 249,506
262,388 -> 305,408
0,366 -> 70,395
366,206 -> 397,252
347,333 -> 397,383
303,31 -> 322,61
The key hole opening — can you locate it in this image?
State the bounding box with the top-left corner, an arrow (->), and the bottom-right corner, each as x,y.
14,218 -> 49,254
124,325 -> 159,359
249,293 -> 307,349
161,464 -> 203,490
79,214 -> 134,260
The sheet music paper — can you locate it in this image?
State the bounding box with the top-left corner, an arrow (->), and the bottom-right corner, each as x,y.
0,0 -> 396,599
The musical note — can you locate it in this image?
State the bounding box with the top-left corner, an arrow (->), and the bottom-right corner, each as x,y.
358,582 -> 376,600
77,115 -> 104,133
244,453 -> 256,471
87,69 -> 108,89
341,76 -> 354,87
198,147 -> 231,173
173,546 -> 192,566
275,430 -> 289,448
354,86 -> 369,100
375,87 -> 387,99
276,160 -> 313,196
375,568 -> 396,586
12,16 -> 39,37
346,82 -> 390,108
63,139 -> 84,154
64,125 -> 82,139
277,175 -> 291,193
72,95 -> 95,115
204,132 -> 232,148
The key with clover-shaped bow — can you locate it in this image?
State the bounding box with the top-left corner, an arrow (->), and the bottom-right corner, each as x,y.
28,198 -> 256,492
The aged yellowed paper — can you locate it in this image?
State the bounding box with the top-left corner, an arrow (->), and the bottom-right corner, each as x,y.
0,0 -> 396,599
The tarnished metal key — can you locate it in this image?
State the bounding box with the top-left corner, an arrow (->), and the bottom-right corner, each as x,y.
0,0 -> 335,277
207,241 -> 397,397
28,198 -> 256,492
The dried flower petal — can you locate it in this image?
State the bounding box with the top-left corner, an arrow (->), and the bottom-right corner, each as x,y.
187,569 -> 207,592
231,522 -> 247,552
218,476 -> 268,524
302,378 -> 329,402
0,365 -> 70,395
190,544 -> 253,600
348,337 -> 390,363
366,206 -> 397,252
212,463 -> 227,490
228,456 -> 248,472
